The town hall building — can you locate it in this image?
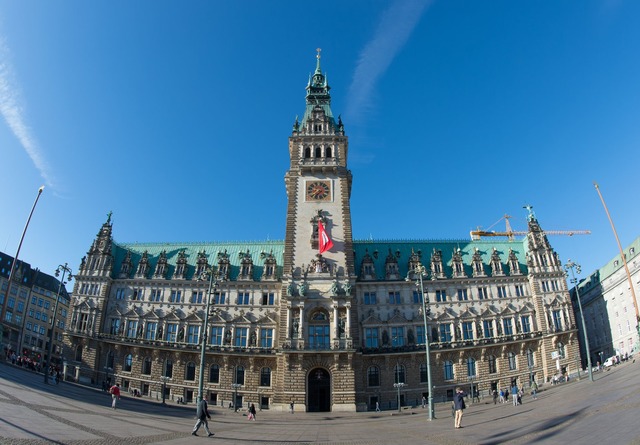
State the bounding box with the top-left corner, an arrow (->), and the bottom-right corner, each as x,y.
63,53 -> 580,412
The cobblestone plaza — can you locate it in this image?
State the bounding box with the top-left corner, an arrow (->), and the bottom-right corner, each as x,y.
1,358 -> 638,444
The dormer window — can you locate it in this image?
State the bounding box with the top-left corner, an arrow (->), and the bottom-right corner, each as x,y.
451,249 -> 466,278
431,249 -> 445,279
238,250 -> 254,281
360,250 -> 376,280
508,249 -> 521,275
490,248 -> 504,276
472,249 -> 485,277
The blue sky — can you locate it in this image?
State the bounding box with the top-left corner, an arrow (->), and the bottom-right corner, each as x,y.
1,0 -> 639,285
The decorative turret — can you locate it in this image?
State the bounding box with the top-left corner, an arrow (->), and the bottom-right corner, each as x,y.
80,211 -> 114,277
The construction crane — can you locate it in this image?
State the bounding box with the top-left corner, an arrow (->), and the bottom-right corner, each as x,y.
470,214 -> 591,241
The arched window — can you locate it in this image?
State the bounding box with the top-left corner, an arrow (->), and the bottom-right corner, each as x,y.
315,146 -> 322,157
164,359 -> 173,378
508,352 -> 517,370
488,355 -> 497,374
325,146 -> 332,158
123,354 -> 133,372
367,366 -> 380,387
75,345 -> 83,362
235,365 -> 245,385
557,342 -> 565,359
260,367 -> 271,387
142,356 -> 152,375
394,364 -> 406,384
444,360 -> 454,380
304,147 -> 311,158
185,362 -> 196,381
106,350 -> 114,369
527,349 -> 535,368
466,357 -> 476,377
419,363 -> 428,383
209,364 -> 220,383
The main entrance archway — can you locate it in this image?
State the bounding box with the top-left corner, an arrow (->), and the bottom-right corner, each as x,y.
307,368 -> 331,412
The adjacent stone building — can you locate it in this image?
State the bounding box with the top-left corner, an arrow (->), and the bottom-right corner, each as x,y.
0,252 -> 70,367
63,53 -> 580,412
570,236 -> 640,366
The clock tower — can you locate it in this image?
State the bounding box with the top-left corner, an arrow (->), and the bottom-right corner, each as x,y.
279,50 -> 357,412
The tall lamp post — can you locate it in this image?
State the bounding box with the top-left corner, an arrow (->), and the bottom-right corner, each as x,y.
406,264 -> 434,420
196,266 -> 222,404
564,259 -> 593,382
1,186 -> 44,342
232,383 -> 242,412
44,263 -> 72,384
160,376 -> 170,405
393,382 -> 406,412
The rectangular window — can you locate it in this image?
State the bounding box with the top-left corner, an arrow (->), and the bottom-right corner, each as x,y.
260,328 -> 273,348
187,325 -> 200,344
457,289 -> 468,301
237,292 -> 250,305
43,301 -> 50,309
444,361 -> 454,380
503,318 -> 513,336
552,310 -> 562,331
413,291 -> 423,304
439,324 -> 452,342
145,322 -> 157,340
435,290 -> 447,302
521,316 -> 531,333
110,319 -> 120,335
541,281 -> 549,292
170,290 -> 182,303
214,292 -> 226,305
132,288 -> 143,301
210,327 -> 223,346
391,327 -> 405,346
150,289 -> 162,302
388,291 -> 401,304
365,328 -> 379,348
483,320 -> 494,338
234,327 -> 248,347
515,285 -> 525,297
8,298 -> 15,309
191,291 -> 203,304
416,325 -> 426,344
364,292 -> 377,305
497,286 -> 507,298
26,321 -> 32,330
34,311 -> 41,320
116,288 -> 125,299
126,320 -> 138,338
462,321 -> 474,340
261,293 -> 275,305
166,323 -> 178,342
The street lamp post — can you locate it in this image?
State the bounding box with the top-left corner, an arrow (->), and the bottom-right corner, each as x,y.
160,376 -> 170,405
196,266 -> 222,404
1,186 -> 44,342
406,264 -> 434,420
565,260 -> 593,382
393,382 -> 406,412
232,383 -> 242,412
44,263 -> 72,384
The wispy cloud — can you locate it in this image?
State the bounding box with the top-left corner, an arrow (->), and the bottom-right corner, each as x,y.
345,0 -> 432,124
0,35 -> 55,188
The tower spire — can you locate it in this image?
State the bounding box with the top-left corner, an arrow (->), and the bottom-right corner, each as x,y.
315,47 -> 322,74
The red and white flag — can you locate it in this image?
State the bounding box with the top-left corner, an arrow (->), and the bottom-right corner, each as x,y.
318,221 -> 334,254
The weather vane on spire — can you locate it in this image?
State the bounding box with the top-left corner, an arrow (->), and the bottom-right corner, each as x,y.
316,48 -> 321,59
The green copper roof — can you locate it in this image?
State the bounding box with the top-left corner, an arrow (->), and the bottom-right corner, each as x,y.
113,240 -> 285,281
353,238 -> 529,279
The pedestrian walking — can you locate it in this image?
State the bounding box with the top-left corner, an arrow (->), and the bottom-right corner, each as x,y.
453,387 -> 467,429
531,381 -> 538,400
511,385 -> 519,406
422,396 -> 426,408
375,401 -> 380,412
109,383 -> 121,409
290,401 -> 294,414
499,389 -> 505,403
492,389 -> 498,404
192,399 -> 214,437
248,403 -> 257,421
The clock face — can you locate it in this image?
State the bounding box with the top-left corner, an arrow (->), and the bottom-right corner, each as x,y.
306,181 -> 331,201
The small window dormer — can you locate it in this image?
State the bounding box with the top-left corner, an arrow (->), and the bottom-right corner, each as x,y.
174,250 -> 187,280
385,248 -> 400,280
120,250 -> 133,279
135,250 -> 150,279
471,248 -> 486,277
490,248 -> 504,276
261,250 -> 278,281
154,250 -> 168,279
451,248 -> 466,278
508,249 -> 521,275
217,250 -> 230,280
360,249 -> 376,281
238,250 -> 254,281
431,249 -> 445,279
